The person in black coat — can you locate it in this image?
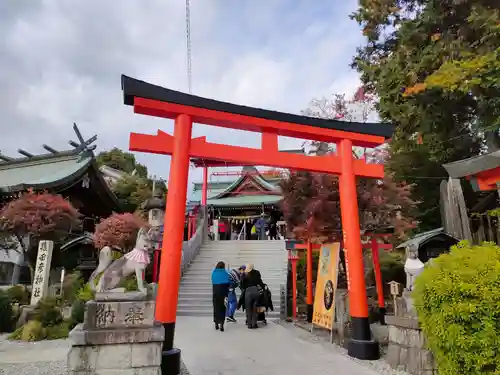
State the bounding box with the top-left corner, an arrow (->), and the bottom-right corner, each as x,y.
240,263 -> 265,329
268,220 -> 278,240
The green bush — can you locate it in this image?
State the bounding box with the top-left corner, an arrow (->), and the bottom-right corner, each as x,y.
77,283 -> 95,302
413,241 -> 500,375
69,283 -> 95,326
61,272 -> 84,304
33,297 -> 63,327
8,326 -> 23,340
20,320 -> 45,342
119,274 -> 139,292
70,299 -> 86,326
0,291 -> 13,333
6,285 -> 30,305
379,250 -> 406,290
45,321 -> 71,340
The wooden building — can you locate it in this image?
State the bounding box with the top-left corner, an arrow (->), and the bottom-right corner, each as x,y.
442,150 -> 500,244
0,125 -> 122,285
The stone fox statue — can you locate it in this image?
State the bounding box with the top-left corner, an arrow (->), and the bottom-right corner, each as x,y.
88,227 -> 154,293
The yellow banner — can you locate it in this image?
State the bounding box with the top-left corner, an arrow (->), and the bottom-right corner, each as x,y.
312,243 -> 340,330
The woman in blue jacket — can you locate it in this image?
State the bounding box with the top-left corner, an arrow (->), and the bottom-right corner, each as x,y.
211,261 -> 230,331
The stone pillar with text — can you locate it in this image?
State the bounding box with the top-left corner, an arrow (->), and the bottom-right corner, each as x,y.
31,240 -> 54,306
67,291 -> 164,374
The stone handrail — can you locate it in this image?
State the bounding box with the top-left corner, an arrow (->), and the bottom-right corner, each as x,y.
181,206 -> 207,275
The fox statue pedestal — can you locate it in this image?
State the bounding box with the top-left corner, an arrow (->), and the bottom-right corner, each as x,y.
67,291 -> 164,374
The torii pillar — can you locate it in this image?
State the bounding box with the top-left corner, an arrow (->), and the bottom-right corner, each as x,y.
201,166 -> 208,205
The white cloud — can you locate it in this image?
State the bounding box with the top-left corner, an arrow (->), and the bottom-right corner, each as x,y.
0,0 -> 367,195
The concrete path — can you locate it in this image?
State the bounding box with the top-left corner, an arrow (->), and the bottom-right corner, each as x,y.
175,317 -> 393,375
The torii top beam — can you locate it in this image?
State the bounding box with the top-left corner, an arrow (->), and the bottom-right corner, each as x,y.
122,75 -> 393,148
124,75 -> 393,178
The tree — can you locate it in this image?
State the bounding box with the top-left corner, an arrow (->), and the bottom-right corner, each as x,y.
350,0 -> 486,229
112,175 -> 154,213
302,87 -> 378,157
97,148 -> 148,178
413,241 -> 500,374
0,191 -> 80,272
294,89 -> 417,241
97,148 -> 167,213
93,213 -> 148,252
403,4 -> 500,150
279,171 -> 417,243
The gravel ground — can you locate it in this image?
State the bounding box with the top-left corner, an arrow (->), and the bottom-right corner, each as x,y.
275,320 -> 410,375
0,334 -> 190,375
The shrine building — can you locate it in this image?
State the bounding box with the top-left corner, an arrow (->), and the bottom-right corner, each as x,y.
0,125 -> 122,285
188,165 -> 291,239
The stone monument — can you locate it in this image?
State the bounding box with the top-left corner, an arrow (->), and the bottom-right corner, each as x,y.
385,243 -> 436,374
31,240 -> 54,306
68,227 -> 164,374
67,291 -> 164,374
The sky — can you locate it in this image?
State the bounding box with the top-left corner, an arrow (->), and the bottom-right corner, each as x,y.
0,0 -> 367,194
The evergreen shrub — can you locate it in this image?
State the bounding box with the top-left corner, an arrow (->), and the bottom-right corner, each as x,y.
0,291 -> 13,332
413,241 -> 500,375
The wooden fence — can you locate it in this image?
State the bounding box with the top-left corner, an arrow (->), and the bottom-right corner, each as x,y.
470,213 -> 500,245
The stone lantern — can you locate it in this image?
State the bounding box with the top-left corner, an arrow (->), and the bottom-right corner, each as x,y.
144,188 -> 166,229
403,243 -> 424,314
143,187 -> 166,283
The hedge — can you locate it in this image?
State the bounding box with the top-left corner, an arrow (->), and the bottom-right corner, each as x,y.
413,241 -> 500,375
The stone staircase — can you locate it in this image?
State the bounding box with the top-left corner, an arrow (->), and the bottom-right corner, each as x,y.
177,240 -> 287,317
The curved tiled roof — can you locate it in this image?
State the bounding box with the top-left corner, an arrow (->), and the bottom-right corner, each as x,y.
0,151 -> 93,192
0,149 -> 122,214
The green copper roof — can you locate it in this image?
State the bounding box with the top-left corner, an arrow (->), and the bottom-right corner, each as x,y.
207,194 -> 282,207
191,187 -> 228,202
189,166 -> 283,207
0,152 -> 93,192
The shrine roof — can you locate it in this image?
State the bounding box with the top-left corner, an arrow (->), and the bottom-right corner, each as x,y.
190,166 -> 282,207
0,150 -> 94,193
396,228 -> 458,250
121,75 -> 394,139
0,123 -> 122,215
443,150 -> 500,178
207,194 -> 282,207
191,185 -> 230,202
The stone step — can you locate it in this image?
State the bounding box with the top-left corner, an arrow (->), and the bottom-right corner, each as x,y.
177,297 -> 281,304
197,250 -> 285,253
184,273 -> 286,278
177,301 -> 281,310
178,238 -> 286,321
199,248 -> 285,252
178,289 -> 282,297
199,247 -> 285,250
187,263 -> 286,268
178,288 -> 283,295
182,272 -> 286,279
192,257 -> 286,262
197,252 -> 285,256
178,285 -> 283,292
176,309 -> 281,317
179,281 -> 284,289
186,265 -> 286,271
185,267 -> 286,272
201,240 -> 285,245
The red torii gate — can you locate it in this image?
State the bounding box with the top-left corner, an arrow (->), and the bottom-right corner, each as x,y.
122,75 -> 393,373
287,229 -> 394,324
